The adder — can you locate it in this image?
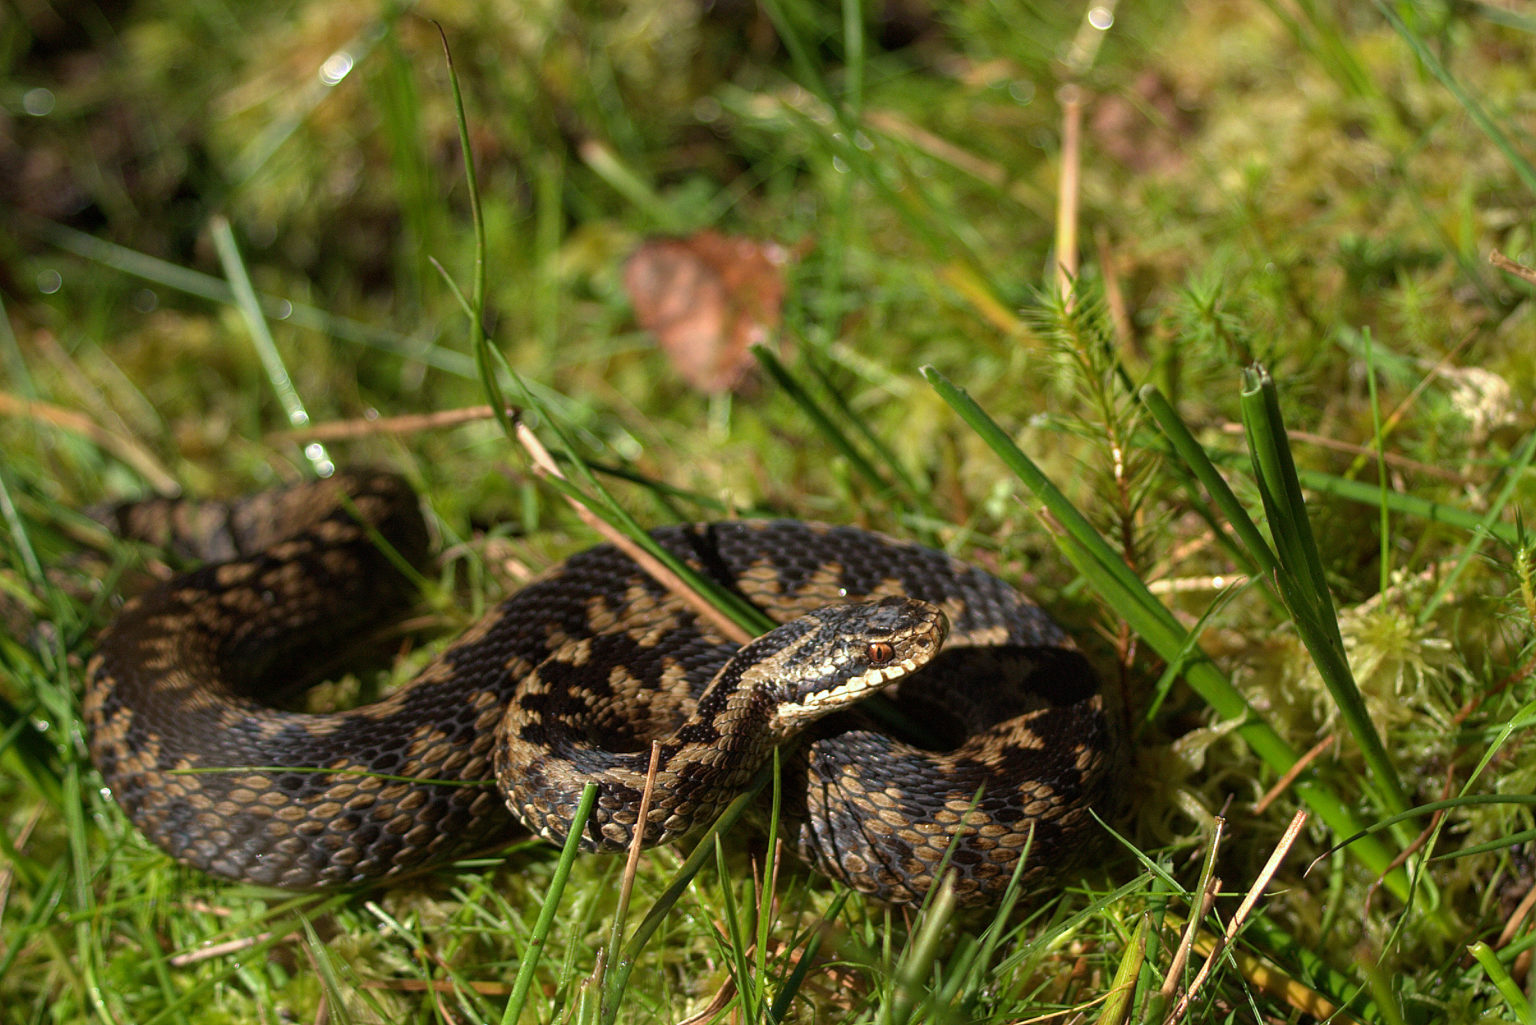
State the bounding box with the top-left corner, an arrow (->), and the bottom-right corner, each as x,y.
86,471 -> 1114,906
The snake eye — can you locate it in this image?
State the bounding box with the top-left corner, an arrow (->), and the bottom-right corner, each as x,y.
866,641 -> 895,665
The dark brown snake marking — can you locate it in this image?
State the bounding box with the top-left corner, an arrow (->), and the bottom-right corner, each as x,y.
86,471 -> 1114,906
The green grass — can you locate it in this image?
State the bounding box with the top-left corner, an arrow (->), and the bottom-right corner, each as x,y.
5,0 -> 1536,1021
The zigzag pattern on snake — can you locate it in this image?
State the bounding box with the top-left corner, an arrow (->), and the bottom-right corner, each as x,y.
86,471 -> 1114,906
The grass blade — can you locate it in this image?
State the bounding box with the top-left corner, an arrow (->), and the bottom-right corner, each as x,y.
1239,366 -> 1340,636
922,364 -> 1432,916
878,877 -> 957,1025
606,771 -> 769,1015
1239,365 -> 1409,818
502,783 -> 599,1025
754,344 -> 902,506
766,893 -> 848,1023
1296,469 -> 1523,546
437,24 -> 504,441
1095,912 -> 1148,1025
1140,384 -> 1278,580
1377,1 -> 1536,196
209,216 -> 331,476
440,24 -> 774,644
1467,942 -> 1533,1021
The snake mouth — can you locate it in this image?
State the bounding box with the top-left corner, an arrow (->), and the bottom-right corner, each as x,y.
774,659 -> 921,720
767,597 -> 948,729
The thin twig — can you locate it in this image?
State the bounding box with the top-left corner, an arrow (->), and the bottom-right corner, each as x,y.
1495,859 -> 1536,950
1254,735 -> 1334,815
169,931 -> 290,967
593,739 -> 665,1015
617,742 -> 664,929
1218,422 -> 1467,484
1359,772 -> 1455,918
360,978 -> 511,996
269,405 -> 500,442
1491,248 -> 1536,285
0,804 -> 42,931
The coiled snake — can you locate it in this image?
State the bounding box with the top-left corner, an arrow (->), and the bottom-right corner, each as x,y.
86,471 -> 1113,906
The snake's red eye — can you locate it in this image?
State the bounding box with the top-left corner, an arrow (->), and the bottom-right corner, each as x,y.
866,641 -> 895,665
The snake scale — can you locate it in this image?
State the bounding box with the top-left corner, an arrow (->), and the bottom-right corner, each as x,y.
86,471 -> 1114,906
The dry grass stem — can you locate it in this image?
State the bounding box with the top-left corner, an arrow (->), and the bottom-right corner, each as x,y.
1217,422 -> 1467,483
675,975 -> 738,1025
1495,868 -> 1536,950
298,943 -> 330,1025
1147,574 -> 1249,596
361,978 -> 512,995
863,110 -> 1051,211
1490,248 -> 1536,285
168,931 -> 289,967
1159,817 -> 1224,1006
1162,874 -> 1220,1005
1094,226 -> 1135,350
269,405 -> 501,442
0,805 -> 42,935
1054,83 -> 1082,302
1254,735 -> 1335,815
0,392 -> 177,493
1363,773 -> 1455,914
1167,810 -> 1308,1025
617,742 -> 665,926
515,419 -> 752,645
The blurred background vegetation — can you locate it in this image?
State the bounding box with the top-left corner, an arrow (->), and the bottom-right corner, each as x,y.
4,0 -> 1536,1021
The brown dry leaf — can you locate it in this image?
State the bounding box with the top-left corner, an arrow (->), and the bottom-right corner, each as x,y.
624,230 -> 805,393
1089,70 -> 1198,176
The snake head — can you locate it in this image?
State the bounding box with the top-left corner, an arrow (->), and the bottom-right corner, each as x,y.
751,596 -> 949,733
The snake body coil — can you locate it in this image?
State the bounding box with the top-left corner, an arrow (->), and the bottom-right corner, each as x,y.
87,472 -> 1114,906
